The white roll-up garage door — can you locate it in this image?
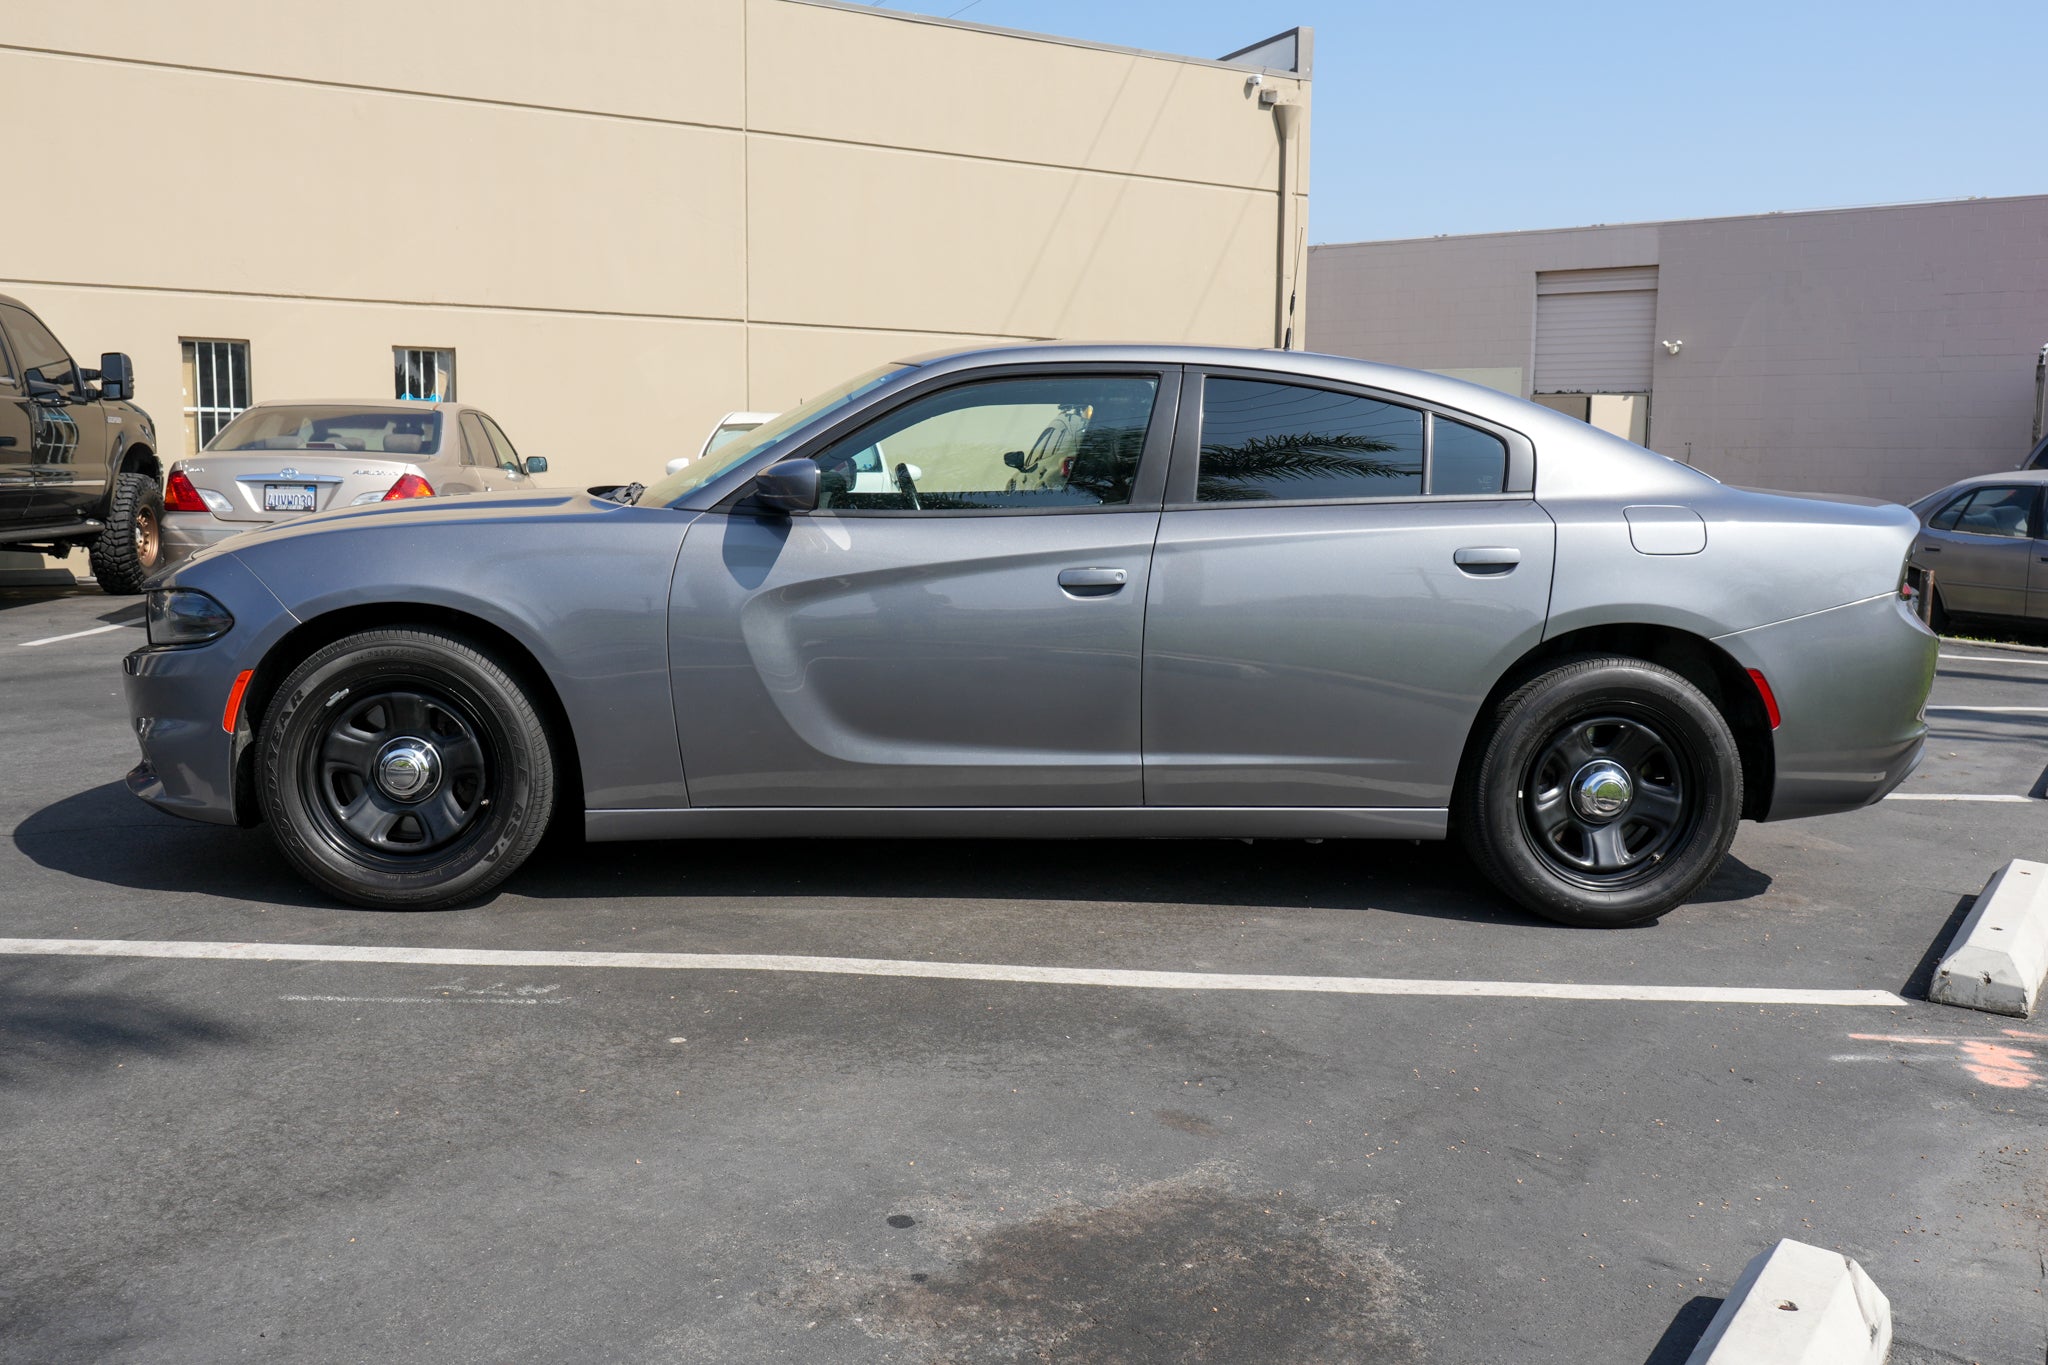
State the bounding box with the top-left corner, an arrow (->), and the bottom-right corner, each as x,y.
1534,266 -> 1658,393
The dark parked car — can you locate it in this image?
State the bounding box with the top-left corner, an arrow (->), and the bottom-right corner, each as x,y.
0,294 -> 161,592
123,345 -> 1936,927
1905,470 -> 2048,629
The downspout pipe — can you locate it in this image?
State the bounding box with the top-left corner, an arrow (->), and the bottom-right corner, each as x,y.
1266,96 -> 1303,349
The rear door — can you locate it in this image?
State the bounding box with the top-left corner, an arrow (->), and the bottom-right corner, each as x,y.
1916,485 -> 2035,618
1142,369 -> 1554,810
669,365 -> 1174,807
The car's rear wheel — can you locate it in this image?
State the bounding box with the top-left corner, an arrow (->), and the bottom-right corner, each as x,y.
89,470 -> 164,594
257,627 -> 555,909
1457,656 -> 1742,927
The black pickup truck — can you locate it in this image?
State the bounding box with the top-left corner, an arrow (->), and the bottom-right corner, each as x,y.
0,294 -> 161,594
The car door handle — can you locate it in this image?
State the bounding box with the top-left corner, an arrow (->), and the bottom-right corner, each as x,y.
1453,547 -> 1520,575
1919,544 -> 1940,553
1058,567 -> 1128,596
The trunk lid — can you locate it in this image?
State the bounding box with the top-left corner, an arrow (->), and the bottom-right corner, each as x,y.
178,452 -> 430,523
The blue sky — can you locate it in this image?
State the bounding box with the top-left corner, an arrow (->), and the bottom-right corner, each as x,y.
869,0 -> 2046,243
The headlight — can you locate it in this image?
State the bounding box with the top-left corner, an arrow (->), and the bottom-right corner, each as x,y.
145,589 -> 234,646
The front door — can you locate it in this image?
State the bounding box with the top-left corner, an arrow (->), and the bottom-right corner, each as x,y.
669,368 -> 1174,807
0,362 -> 32,523
1916,485 -> 2038,619
1142,371 -> 1555,809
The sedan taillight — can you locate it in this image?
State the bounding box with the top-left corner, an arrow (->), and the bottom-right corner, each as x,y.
164,469 -> 208,513
382,474 -> 435,500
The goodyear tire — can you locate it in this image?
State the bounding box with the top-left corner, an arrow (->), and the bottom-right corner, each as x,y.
257,627 -> 555,909
89,470 -> 164,595
1457,656 -> 1742,928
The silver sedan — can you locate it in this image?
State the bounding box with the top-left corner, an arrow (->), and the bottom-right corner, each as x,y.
1905,470 -> 2048,629
123,345 -> 1936,926
159,401 -> 547,564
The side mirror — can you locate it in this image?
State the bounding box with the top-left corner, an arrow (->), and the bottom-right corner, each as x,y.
753,457 -> 820,513
665,456 -> 691,477
522,455 -> 548,475
99,352 -> 134,401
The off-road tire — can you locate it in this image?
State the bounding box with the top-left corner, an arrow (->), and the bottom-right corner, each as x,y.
1456,655 -> 1742,928
258,627 -> 555,909
89,471 -> 164,594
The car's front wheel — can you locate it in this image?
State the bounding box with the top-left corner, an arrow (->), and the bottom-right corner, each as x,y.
1457,656 -> 1742,927
257,627 -> 555,909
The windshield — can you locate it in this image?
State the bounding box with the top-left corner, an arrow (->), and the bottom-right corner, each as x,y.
210,406 -> 444,456
642,364 -> 910,504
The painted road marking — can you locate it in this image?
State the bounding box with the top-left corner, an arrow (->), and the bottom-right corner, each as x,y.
1926,705 -> 2048,714
1886,793 -> 2037,802
0,937 -> 1909,1006
280,994 -> 569,1006
1845,1031 -> 2044,1089
16,622 -> 133,648
1940,653 -> 2048,667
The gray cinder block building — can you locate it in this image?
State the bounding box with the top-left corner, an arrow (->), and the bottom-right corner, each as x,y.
1308,194 -> 2048,504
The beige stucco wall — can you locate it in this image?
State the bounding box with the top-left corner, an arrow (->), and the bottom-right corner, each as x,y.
1307,197 -> 2048,504
0,1 -> 1307,506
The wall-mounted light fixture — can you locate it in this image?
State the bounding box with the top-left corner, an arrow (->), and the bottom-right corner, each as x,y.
1661,339 -> 1683,356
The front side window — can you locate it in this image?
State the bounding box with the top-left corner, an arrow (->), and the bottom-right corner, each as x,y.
479,416 -> 522,472
1,304 -> 79,391
1947,486 -> 2037,539
813,375 -> 1158,512
1197,378 -> 1424,503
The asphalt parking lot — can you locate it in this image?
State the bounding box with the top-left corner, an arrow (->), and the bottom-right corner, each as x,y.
2,583 -> 2044,1364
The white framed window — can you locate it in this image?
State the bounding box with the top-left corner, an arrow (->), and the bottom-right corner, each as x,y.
394,346 -> 456,402
181,339 -> 252,452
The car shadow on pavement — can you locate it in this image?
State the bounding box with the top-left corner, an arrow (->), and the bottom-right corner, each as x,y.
0,961 -> 243,1092
12,781 -> 332,909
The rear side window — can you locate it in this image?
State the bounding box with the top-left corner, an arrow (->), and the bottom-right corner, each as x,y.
1431,417 -> 1508,495
1197,378 -> 1425,502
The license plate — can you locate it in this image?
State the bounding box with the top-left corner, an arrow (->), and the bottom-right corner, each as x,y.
263,483 -> 318,512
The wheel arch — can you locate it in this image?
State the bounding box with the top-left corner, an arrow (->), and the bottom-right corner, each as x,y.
117,440 -> 161,482
1454,622 -> 1775,824
233,603 -> 584,830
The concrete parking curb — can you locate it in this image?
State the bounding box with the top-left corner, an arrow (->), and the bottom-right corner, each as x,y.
1931,859 -> 2048,1018
1683,1239 -> 1890,1365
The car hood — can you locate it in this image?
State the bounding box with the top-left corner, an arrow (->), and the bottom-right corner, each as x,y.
174,490 -> 673,570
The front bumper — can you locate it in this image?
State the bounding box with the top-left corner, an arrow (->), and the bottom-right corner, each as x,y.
122,552 -> 296,826
1716,592 -> 1938,822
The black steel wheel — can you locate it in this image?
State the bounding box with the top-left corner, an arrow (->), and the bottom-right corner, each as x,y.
258,627 -> 555,909
1457,656 -> 1742,927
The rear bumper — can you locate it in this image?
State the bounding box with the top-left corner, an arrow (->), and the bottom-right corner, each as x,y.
160,512 -> 258,565
1715,593 -> 1937,822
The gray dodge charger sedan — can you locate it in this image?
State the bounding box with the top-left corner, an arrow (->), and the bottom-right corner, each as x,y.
123,345 -> 1937,926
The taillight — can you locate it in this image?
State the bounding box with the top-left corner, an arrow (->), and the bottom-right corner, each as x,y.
164,469 -> 208,512
382,473 -> 435,500
1747,668 -> 1782,730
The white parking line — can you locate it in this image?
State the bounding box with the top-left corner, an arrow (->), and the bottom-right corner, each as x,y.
1940,653 -> 2048,667
1887,793 -> 2036,803
0,937 -> 1908,1007
1926,706 -> 2048,715
16,622 -> 133,648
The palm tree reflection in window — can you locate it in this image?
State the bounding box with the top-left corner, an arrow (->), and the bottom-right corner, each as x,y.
1197,430 -> 1405,502
1195,378 -> 1424,503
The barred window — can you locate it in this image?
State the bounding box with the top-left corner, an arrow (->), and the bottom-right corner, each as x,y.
181,339 -> 252,452
394,346 -> 456,402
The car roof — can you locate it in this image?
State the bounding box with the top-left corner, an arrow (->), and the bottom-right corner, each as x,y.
892,342 -> 1532,418
1910,467 -> 2048,510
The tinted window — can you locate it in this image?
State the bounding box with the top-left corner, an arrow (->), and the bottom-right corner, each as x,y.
1431,416 -> 1508,495
1950,486 -> 2037,539
1197,378 -> 1424,502
0,304 -> 78,389
814,375 -> 1157,512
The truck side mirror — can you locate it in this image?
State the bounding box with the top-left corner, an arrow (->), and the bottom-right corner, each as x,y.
99,352 -> 134,401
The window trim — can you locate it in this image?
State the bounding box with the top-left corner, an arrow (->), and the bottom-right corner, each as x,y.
1163,367 -> 1535,510
711,362 -> 1182,519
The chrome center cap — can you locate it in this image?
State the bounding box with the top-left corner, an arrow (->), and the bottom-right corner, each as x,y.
1571,760 -> 1633,822
375,737 -> 440,802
